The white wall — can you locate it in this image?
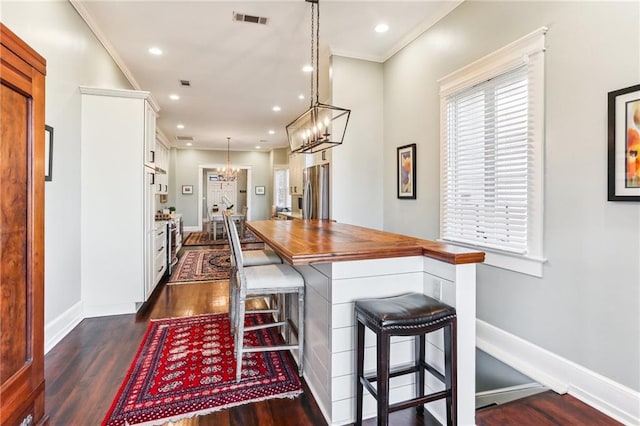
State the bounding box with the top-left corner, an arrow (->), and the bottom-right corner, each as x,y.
331,56 -> 384,229
2,1 -> 132,345
383,0 -> 639,394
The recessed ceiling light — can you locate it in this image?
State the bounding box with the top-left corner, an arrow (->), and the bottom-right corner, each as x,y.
272,105 -> 281,112
176,124 -> 185,129
302,65 -> 313,73
148,47 -> 163,55
374,23 -> 389,33
256,146 -> 261,149
186,142 -> 192,146
169,94 -> 180,100
268,130 -> 275,135
298,94 -> 305,100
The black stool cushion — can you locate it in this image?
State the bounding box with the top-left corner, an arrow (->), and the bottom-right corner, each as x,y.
355,293 -> 455,330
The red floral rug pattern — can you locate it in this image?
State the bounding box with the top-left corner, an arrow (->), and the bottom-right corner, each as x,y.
183,229 -> 261,246
167,249 -> 231,284
102,313 -> 302,426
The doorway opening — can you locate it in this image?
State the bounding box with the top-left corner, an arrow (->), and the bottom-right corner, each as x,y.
197,165 -> 252,232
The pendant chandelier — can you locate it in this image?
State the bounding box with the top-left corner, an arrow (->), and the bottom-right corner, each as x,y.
286,0 -> 350,154
223,137 -> 239,180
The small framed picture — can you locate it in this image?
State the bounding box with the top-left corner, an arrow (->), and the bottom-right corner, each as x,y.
397,143 -> 416,199
255,186 -> 265,195
45,125 -> 53,181
182,185 -> 193,195
608,84 -> 640,200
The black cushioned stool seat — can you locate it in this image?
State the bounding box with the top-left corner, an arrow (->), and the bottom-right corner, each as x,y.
354,292 -> 457,426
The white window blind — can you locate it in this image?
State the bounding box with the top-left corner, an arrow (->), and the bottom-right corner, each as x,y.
439,27 -> 546,275
442,65 -> 530,253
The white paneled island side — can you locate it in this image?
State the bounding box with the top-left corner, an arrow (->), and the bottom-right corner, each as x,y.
247,220 -> 484,425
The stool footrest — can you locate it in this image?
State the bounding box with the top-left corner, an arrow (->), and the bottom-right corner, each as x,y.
388,390 -> 450,414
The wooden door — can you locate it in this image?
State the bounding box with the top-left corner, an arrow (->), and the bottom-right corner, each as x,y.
0,24 -> 48,425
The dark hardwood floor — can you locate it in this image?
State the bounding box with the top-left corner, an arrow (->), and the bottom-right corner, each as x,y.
44,279 -> 622,425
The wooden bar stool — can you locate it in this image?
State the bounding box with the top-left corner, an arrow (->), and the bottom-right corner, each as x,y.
354,293 -> 457,426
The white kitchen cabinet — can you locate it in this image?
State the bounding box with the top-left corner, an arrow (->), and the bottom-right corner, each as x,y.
289,153 -> 305,195
150,221 -> 168,297
80,86 -> 160,316
155,139 -> 169,194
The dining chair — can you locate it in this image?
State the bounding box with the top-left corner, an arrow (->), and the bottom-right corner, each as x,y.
208,206 -> 226,240
224,210 -> 304,382
238,205 -> 248,239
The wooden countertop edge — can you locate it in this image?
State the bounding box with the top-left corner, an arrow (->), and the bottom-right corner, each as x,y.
248,222 -> 485,266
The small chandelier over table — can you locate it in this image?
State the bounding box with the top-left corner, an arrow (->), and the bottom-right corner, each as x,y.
222,137 -> 238,180
286,0 -> 350,154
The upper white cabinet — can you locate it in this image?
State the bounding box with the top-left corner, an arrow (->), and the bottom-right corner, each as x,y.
80,86 -> 160,316
289,153 -> 305,195
155,138 -> 169,194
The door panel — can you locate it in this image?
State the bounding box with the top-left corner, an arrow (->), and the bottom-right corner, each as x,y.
0,23 -> 47,425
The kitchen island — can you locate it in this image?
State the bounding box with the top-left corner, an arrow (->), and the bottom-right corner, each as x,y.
247,220 -> 484,426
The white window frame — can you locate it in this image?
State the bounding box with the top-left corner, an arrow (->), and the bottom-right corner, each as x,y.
438,27 -> 547,277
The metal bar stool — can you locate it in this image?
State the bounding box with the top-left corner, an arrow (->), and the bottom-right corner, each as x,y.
354,293 -> 457,426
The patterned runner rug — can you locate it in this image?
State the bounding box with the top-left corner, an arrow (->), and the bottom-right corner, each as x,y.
167,249 -> 231,284
102,313 -> 302,426
183,229 -> 261,246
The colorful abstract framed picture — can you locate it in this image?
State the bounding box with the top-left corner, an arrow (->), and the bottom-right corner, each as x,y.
608,84 -> 640,201
397,143 -> 416,199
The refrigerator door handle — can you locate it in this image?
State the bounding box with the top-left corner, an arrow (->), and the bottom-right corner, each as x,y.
303,178 -> 313,219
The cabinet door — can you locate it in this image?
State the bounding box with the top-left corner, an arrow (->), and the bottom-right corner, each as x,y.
144,101 -> 157,166
289,153 -> 305,195
0,24 -> 47,425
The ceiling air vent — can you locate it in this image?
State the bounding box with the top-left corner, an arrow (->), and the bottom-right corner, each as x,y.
176,136 -> 194,141
233,12 -> 268,25
180,80 -> 191,87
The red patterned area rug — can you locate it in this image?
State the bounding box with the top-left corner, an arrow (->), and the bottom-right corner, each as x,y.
102,313 -> 302,426
167,249 -> 231,284
183,229 -> 261,246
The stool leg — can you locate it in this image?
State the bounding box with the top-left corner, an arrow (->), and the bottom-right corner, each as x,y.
297,288 -> 304,377
444,321 -> 457,426
355,318 -> 365,426
377,331 -> 390,426
415,334 -> 425,415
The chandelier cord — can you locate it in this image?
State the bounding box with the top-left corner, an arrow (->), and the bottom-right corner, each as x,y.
315,1 -> 320,105
310,2 -> 315,108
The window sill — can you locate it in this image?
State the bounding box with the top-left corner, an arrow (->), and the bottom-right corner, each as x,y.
438,240 -> 546,277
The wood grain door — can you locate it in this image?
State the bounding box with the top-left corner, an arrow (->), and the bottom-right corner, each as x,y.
0,24 -> 48,425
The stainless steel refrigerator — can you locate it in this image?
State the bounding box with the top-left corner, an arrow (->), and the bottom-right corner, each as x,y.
302,164 -> 330,219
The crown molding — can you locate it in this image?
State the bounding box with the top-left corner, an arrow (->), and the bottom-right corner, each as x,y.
69,0 -> 141,90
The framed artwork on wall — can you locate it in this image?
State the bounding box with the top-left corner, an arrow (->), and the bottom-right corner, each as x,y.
608,84 -> 640,201
182,185 -> 193,195
255,186 -> 265,195
397,143 -> 416,199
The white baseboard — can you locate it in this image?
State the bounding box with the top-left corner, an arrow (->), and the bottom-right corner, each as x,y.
44,301 -> 83,354
83,303 -> 137,318
183,225 -> 201,233
476,319 -> 640,425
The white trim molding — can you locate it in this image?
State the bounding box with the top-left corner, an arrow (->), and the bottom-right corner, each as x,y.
44,301 -> 83,354
477,319 -> 640,425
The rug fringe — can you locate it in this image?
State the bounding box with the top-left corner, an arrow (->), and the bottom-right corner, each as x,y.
127,389 -> 303,426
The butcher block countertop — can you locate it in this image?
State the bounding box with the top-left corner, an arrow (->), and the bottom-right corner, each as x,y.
246,219 -> 484,266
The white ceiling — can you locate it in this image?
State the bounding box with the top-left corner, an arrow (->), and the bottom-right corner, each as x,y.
72,1 -> 461,151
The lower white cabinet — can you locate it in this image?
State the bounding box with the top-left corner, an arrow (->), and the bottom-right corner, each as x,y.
149,222 -> 167,297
